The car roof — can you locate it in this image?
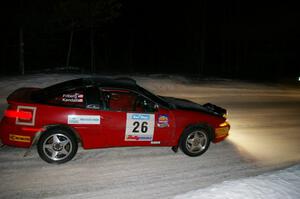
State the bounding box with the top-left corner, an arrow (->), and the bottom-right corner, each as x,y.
33,77 -> 171,109
88,77 -> 138,89
43,77 -> 138,93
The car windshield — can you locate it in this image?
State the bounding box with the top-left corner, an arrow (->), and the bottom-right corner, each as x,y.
137,86 -> 171,109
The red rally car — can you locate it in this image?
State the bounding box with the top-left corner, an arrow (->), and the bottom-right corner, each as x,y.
0,77 -> 230,164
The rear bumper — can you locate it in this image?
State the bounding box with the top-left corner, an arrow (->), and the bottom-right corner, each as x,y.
0,118 -> 37,148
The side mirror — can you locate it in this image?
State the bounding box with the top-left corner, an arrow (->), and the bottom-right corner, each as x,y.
154,104 -> 159,112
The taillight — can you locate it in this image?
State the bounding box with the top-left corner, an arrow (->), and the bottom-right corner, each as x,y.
5,110 -> 32,120
5,105 -> 37,126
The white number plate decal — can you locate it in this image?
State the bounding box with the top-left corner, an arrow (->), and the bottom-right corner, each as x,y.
125,113 -> 155,141
68,115 -> 100,124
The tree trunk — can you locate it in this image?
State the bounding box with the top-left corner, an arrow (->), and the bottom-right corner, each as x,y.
221,38 -> 226,74
90,27 -> 95,73
19,27 -> 25,75
235,40 -> 240,75
200,39 -> 205,74
66,29 -> 74,69
200,0 -> 206,75
227,40 -> 232,74
128,31 -> 134,73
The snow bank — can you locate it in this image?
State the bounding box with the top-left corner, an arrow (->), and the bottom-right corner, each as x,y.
174,164 -> 300,199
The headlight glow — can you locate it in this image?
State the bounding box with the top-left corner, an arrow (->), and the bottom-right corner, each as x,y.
219,121 -> 229,127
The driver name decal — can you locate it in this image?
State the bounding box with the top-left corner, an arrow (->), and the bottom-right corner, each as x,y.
62,93 -> 84,103
125,113 -> 155,141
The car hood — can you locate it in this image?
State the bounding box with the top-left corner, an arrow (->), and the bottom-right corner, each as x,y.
161,96 -> 227,117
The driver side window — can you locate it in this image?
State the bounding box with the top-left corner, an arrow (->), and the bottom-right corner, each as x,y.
101,89 -> 156,113
105,90 -> 136,112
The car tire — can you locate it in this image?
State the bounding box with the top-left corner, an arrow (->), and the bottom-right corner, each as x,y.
37,127 -> 78,164
180,125 -> 211,157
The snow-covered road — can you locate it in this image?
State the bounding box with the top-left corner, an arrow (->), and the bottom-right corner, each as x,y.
0,74 -> 299,199
175,164 -> 300,199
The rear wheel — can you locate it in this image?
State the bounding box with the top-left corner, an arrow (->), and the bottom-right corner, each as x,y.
180,125 -> 210,157
37,127 -> 78,164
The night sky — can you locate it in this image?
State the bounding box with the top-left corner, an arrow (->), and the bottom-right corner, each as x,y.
1,0 -> 300,80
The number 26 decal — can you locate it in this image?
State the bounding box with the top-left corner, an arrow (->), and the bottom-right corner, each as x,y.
125,113 -> 154,141
132,121 -> 148,133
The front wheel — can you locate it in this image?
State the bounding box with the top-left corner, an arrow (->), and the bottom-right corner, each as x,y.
37,127 -> 78,164
180,125 -> 211,157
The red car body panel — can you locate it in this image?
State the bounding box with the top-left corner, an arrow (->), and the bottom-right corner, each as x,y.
0,78 -> 230,151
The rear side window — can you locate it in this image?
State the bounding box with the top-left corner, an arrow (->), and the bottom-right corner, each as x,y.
85,86 -> 103,110
47,88 -> 85,108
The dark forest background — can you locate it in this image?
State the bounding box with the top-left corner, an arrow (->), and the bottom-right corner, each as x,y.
1,0 -> 299,80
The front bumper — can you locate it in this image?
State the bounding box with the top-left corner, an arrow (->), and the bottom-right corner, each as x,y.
213,122 -> 230,143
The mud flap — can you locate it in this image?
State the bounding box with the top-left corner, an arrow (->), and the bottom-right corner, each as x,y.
24,131 -> 42,157
171,146 -> 178,153
0,138 -> 4,148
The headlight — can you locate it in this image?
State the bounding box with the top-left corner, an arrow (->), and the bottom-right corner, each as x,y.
219,121 -> 230,127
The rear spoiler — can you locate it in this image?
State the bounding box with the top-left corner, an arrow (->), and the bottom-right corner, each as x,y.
7,88 -> 40,104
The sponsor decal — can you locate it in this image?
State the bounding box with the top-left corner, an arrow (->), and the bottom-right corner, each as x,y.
126,135 -> 153,141
125,113 -> 155,141
68,115 -> 100,124
126,135 -> 140,141
157,114 -> 169,128
131,114 -> 150,120
9,134 -> 31,143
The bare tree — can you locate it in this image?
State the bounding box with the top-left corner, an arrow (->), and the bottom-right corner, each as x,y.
54,0 -> 121,73
18,0 -> 25,75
